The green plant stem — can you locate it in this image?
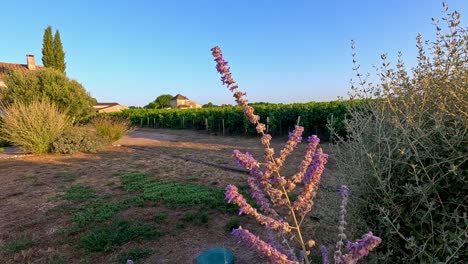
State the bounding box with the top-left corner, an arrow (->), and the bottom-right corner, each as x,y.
278,177 -> 309,264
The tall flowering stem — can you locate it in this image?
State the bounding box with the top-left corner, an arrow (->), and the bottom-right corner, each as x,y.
340,233 -> 382,264
334,185 -> 350,263
211,46 -> 381,264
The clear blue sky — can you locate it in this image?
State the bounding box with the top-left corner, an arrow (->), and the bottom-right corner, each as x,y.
1,0 -> 467,106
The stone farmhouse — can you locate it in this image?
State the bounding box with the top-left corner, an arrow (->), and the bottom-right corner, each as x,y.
0,54 -> 43,87
170,94 -> 202,109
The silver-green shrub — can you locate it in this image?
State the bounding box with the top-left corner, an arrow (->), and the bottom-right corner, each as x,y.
330,3 -> 467,263
52,127 -> 103,154
0,98 -> 71,154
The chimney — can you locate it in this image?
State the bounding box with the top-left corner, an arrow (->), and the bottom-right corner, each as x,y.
26,54 -> 36,70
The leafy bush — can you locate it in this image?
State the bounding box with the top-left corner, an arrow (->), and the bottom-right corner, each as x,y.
0,98 -> 70,153
1,68 -> 96,120
331,4 -> 467,263
52,127 -> 103,154
91,116 -> 130,143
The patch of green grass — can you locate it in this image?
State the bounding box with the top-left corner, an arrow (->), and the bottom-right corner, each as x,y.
120,172 -> 236,213
153,212 -> 168,223
1,238 -> 35,253
78,220 -> 161,252
47,256 -> 68,264
120,172 -> 151,192
72,199 -> 127,228
0,147 -> 5,152
175,223 -> 185,229
181,211 -> 209,225
115,247 -> 153,264
120,195 -> 146,207
63,185 -> 96,201
225,216 -> 240,231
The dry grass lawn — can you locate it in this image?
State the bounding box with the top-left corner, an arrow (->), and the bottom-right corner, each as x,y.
0,128 -> 360,263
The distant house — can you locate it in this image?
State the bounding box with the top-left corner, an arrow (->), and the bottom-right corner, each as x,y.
170,94 -> 202,109
94,102 -> 129,113
0,54 -> 43,87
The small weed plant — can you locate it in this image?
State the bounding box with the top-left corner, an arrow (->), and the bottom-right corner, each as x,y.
210,47 -> 381,263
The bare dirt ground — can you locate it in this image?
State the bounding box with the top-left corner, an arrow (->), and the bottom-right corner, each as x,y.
0,128 -> 350,263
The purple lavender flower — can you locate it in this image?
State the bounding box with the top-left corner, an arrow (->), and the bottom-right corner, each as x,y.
126,260 -> 134,264
232,227 -> 298,264
340,232 -> 382,264
339,185 -> 350,197
321,245 -> 330,264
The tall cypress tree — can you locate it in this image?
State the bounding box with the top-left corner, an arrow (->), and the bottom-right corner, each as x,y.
41,26 -> 54,68
53,30 -> 66,74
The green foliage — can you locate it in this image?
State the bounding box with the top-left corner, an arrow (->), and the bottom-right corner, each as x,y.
0,98 -> 70,153
181,210 -> 209,225
119,172 -> 236,213
47,256 -> 68,264
91,115 -> 130,143
1,238 -> 35,253
225,217 -> 240,231
78,220 -> 160,252
331,5 -> 467,263
2,68 -> 96,120
63,185 -> 97,201
112,100 -> 359,140
72,199 -> 126,228
52,127 -> 103,154
53,30 -> 66,74
42,26 -> 54,68
0,140 -> 11,147
153,212 -> 168,223
144,94 -> 173,109
202,102 -> 218,108
115,247 -> 153,264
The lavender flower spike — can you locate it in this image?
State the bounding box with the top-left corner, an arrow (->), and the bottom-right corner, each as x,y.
232,227 -> 299,264
321,245 -> 330,264
340,232 -> 382,264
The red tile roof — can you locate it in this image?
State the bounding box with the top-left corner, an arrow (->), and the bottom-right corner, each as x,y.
94,102 -> 120,107
172,94 -> 188,100
0,62 -> 44,79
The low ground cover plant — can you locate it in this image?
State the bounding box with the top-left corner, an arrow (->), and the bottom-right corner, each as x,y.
210,46 -> 381,263
330,3 -> 467,262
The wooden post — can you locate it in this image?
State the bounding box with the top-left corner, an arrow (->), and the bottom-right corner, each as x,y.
140,118 -> 143,127
296,116 -> 301,126
192,118 -> 195,129
205,118 -> 209,132
222,119 -> 225,136
266,116 -> 270,133
147,117 -> 150,127
153,118 -> 156,128
182,116 -> 185,128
